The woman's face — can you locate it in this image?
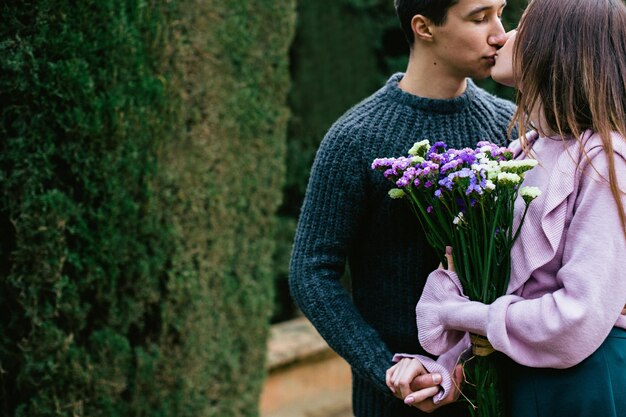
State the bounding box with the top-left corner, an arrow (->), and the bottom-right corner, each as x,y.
491,29 -> 517,87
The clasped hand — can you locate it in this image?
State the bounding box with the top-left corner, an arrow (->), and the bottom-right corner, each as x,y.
386,358 -> 463,412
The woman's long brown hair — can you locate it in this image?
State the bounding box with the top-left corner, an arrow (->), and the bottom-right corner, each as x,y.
511,0 -> 626,239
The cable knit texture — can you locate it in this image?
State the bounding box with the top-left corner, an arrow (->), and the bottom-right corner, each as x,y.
416,130 -> 626,400
289,73 -> 516,417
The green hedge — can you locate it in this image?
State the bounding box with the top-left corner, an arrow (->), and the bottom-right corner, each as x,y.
0,0 -> 295,415
160,0 -> 296,415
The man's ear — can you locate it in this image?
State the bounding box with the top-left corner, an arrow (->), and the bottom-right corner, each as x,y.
411,14 -> 434,42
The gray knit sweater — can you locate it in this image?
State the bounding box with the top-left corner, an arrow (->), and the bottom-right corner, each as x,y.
289,73 -> 516,417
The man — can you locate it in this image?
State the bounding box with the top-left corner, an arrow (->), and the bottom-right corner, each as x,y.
289,1 -> 513,415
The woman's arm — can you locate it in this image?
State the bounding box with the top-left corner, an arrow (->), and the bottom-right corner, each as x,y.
418,150 -> 626,368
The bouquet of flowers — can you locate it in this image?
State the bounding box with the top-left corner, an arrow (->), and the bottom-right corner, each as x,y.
372,140 -> 540,417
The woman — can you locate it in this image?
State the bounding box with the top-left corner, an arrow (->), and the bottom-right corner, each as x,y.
387,0 -> 626,415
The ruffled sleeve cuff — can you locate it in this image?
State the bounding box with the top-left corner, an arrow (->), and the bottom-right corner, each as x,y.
417,269 -> 489,355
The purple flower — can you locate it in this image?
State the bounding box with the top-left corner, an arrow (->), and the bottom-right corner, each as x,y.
429,153 -> 445,164
441,159 -> 463,174
383,168 -> 398,178
439,176 -> 454,191
371,158 -> 395,170
474,142 -> 514,161
457,150 -> 477,165
426,206 -> 433,213
464,170 -> 488,196
440,151 -> 456,165
421,161 -> 440,171
428,141 -> 447,156
475,142 -> 499,156
392,157 -> 412,172
396,177 -> 410,188
396,167 -> 418,188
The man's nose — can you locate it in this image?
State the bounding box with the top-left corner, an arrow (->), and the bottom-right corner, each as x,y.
496,29 -> 517,50
488,20 -> 507,48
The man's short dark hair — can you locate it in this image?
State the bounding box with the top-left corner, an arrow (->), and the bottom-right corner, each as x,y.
395,0 -> 460,46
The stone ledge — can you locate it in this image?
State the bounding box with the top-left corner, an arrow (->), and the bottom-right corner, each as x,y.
260,316 -> 353,417
266,316 -> 333,370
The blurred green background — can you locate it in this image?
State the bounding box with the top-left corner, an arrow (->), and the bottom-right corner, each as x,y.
0,1 -> 525,416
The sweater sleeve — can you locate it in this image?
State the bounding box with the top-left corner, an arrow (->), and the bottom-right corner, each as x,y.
289,127 -> 394,394
423,149 -> 626,368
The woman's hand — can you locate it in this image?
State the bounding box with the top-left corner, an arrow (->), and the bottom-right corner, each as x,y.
440,246 -> 455,272
386,358 -> 463,412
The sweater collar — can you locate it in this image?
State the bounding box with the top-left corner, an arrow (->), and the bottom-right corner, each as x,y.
383,73 -> 475,114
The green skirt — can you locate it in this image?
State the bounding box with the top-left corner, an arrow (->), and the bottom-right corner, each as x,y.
505,327 -> 626,417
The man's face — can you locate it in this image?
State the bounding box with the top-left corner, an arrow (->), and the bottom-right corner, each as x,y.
429,0 -> 507,80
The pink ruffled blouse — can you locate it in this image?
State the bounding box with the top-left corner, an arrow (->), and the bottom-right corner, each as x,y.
394,130 -> 626,402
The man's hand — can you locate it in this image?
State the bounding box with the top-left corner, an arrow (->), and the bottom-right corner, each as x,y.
386,358 -> 464,413
386,358 -> 441,401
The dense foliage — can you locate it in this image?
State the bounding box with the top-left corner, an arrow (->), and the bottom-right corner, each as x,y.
0,0 -> 295,415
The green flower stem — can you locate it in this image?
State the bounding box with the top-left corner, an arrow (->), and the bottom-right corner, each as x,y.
407,192 -> 447,251
482,199 -> 502,302
510,202 -> 531,249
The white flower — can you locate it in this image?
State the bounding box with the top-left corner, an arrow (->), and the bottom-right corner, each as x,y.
411,156 -> 425,164
388,188 -> 406,199
453,212 -> 465,225
408,140 -> 431,156
499,159 -> 539,174
481,161 -> 501,180
485,180 -> 496,191
497,172 -> 522,186
520,186 -> 541,203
